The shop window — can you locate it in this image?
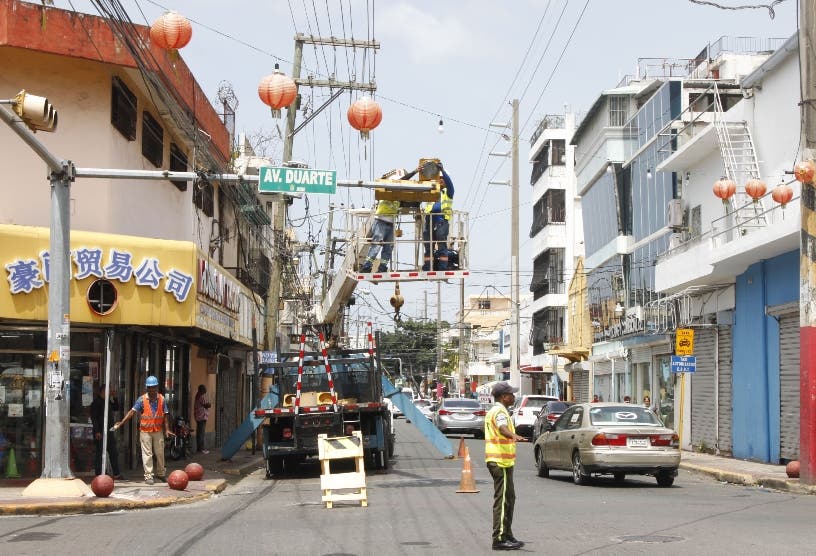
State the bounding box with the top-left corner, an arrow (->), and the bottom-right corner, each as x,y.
86,279 -> 118,316
169,143 -> 189,192
111,76 -> 137,141
0,353 -> 44,478
141,111 -> 164,168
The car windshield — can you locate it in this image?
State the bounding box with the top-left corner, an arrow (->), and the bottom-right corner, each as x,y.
444,400 -> 481,409
523,397 -> 553,408
589,406 -> 662,426
414,400 -> 431,407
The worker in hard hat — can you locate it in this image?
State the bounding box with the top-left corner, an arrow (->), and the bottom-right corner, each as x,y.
114,375 -> 174,485
422,163 -> 454,271
360,197 -> 400,273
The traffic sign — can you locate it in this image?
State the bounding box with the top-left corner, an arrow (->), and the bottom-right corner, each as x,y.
259,166 -> 337,194
675,328 -> 694,355
670,355 -> 696,373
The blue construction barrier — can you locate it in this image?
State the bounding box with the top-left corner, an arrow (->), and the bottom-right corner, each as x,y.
220,385 -> 280,461
382,376 -> 454,458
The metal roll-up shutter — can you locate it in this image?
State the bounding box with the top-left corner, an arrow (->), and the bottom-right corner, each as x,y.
572,369 -> 590,402
593,360 -> 612,401
779,314 -> 800,461
717,326 -> 733,455
690,329 -> 717,451
630,346 -> 651,364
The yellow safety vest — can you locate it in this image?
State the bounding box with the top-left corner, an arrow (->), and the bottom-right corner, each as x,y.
375,200 -> 400,216
485,403 -> 516,467
423,189 -> 453,221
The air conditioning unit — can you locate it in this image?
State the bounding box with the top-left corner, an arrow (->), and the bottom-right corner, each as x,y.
667,199 -> 684,228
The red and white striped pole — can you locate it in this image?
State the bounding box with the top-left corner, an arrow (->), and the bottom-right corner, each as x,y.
294,333 -> 305,415
318,332 -> 339,411
366,322 -> 375,367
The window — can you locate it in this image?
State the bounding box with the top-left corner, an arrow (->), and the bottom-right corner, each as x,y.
86,279 -> 118,316
477,299 -> 491,310
551,139 -> 566,166
111,76 -> 137,140
141,111 -> 164,167
169,143 -> 189,191
193,178 -> 214,217
609,96 -> 628,126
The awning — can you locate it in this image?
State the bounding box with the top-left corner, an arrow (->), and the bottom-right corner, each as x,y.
547,346 -> 589,363
520,365 -> 544,373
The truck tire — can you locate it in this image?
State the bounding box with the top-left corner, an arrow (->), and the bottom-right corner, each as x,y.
387,436 -> 395,459
266,457 -> 283,478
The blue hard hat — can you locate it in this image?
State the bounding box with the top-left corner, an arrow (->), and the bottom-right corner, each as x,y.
145,375 -> 159,387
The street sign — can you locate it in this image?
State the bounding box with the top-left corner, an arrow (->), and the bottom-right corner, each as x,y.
670,355 -> 696,373
258,351 -> 277,365
675,328 -> 694,356
258,166 -> 337,194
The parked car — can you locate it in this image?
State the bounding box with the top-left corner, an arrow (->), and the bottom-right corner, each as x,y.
531,400 -> 572,442
407,398 -> 434,422
433,398 -> 486,438
533,403 -> 680,487
512,395 -> 559,439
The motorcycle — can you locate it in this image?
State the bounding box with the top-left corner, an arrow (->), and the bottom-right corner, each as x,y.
169,416 -> 193,460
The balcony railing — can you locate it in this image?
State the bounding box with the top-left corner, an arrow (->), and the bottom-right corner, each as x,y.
530,114 -> 566,146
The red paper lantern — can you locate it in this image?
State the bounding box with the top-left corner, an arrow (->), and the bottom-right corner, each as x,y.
347,96 -> 382,139
149,11 -> 192,51
794,160 -> 816,184
167,469 -> 189,491
744,178 -> 767,203
258,66 -> 297,119
712,177 -> 736,204
185,462 -> 204,481
771,182 -> 793,208
91,474 -> 114,498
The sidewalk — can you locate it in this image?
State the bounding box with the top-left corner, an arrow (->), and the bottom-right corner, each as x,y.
679,450 -> 816,494
0,448 -> 266,516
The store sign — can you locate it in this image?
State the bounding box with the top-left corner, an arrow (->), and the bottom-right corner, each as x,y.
197,259 -> 241,312
4,247 -> 194,302
594,310 -> 646,341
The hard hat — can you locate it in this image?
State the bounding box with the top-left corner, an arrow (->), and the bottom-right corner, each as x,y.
145,376 -> 159,387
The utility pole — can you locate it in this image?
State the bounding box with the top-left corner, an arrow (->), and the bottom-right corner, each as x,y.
459,278 -> 466,396
510,99 -> 521,389
266,33 -> 378,351
437,281 -> 442,388
799,0 -> 816,485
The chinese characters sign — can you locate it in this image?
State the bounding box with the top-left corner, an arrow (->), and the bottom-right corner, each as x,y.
5,247 -> 194,303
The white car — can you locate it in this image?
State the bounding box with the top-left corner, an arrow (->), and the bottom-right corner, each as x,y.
409,398 -> 434,421
512,395 -> 559,439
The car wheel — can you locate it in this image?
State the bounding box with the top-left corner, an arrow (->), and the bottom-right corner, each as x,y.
613,472 -> 626,483
572,451 -> 590,485
656,471 -> 675,487
535,447 -> 549,478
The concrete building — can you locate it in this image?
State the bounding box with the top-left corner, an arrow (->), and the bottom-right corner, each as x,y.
0,0 -> 269,477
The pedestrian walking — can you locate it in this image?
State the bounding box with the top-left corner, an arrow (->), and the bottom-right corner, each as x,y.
90,384 -> 123,479
485,382 -> 527,551
114,375 -> 174,485
194,384 -> 211,454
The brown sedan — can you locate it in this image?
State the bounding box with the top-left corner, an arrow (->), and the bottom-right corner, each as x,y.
533,402 -> 680,487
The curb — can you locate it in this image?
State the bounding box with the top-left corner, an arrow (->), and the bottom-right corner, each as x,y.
0,479 -> 226,516
680,462 -> 756,486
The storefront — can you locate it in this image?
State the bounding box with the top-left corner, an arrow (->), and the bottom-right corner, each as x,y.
0,224 -> 263,478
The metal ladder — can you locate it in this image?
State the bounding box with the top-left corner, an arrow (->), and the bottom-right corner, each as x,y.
712,83 -> 767,232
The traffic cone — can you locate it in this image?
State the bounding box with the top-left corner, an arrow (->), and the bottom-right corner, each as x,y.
457,436 -> 467,458
455,447 -> 479,493
5,447 -> 20,478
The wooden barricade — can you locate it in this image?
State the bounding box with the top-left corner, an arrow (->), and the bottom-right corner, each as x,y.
317,430 -> 368,508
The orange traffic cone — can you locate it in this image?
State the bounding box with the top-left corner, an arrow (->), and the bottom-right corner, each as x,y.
457,436 -> 467,458
456,447 -> 479,493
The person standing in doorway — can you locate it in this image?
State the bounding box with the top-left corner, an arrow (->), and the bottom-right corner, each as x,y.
194,384 -> 211,454
114,375 -> 173,485
90,384 -> 123,479
484,382 -> 527,551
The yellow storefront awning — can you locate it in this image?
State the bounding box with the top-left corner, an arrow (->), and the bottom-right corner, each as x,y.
547,346 -> 589,363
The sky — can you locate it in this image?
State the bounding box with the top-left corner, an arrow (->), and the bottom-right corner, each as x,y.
52,0 -> 800,328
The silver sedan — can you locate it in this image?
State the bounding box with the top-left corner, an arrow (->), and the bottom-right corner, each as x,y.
433,398 -> 485,438
533,402 -> 680,487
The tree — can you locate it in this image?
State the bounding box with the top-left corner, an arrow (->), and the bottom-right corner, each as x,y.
378,318 -> 449,382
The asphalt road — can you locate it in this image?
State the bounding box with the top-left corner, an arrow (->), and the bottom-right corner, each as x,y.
1,420 -> 816,555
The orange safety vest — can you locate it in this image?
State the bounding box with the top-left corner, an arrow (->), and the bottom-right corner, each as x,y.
484,403 -> 516,468
140,393 -> 166,433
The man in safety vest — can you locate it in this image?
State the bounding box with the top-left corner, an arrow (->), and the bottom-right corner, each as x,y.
485,382 -> 527,551
422,164 -> 454,271
360,198 -> 401,273
114,375 -> 174,485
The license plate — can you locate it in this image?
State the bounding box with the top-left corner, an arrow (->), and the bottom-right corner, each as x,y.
627,437 -> 649,448
453,414 -> 472,420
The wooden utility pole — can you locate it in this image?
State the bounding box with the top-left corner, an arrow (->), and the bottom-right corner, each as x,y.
265,34 -> 379,351
799,0 -> 816,485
